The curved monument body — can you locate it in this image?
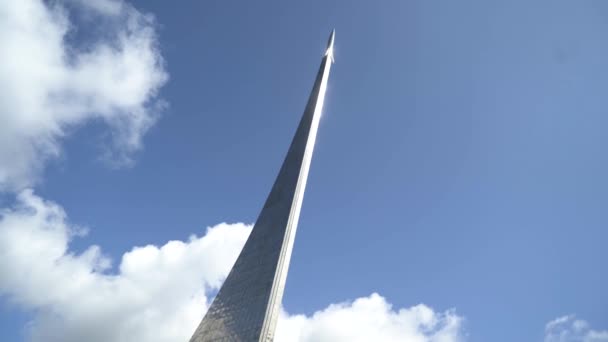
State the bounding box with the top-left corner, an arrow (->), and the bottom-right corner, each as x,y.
189,30 -> 335,342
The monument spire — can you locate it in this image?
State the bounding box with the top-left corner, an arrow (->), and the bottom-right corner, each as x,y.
189,30 -> 335,342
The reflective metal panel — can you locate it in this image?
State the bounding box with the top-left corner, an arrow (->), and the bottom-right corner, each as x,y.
189,30 -> 335,342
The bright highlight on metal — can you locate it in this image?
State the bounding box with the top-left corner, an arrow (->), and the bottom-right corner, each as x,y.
188,30 -> 336,342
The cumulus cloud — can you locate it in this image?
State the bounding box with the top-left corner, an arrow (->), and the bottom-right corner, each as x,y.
0,0 -> 167,190
0,190 -> 250,342
276,294 -> 463,342
0,191 -> 465,342
545,315 -> 608,342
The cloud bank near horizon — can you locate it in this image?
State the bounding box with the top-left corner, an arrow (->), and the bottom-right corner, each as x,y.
0,190 -> 465,342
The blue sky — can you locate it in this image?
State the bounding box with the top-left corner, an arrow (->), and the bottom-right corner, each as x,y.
1,0 -> 607,341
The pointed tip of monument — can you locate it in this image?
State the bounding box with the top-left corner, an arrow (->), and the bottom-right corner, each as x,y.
325,29 -> 335,63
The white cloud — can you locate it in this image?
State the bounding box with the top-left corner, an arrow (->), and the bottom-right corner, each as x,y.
277,294 -> 464,342
0,0 -> 167,191
0,190 -> 250,342
0,191 -> 465,342
545,315 -> 608,342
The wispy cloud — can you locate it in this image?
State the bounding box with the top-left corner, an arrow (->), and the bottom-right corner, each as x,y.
0,0 -> 167,190
545,315 -> 608,342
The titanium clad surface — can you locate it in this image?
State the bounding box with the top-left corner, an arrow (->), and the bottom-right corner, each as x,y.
188,32 -> 335,342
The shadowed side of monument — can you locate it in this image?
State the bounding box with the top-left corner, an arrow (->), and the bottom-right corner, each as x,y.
189,30 -> 335,342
